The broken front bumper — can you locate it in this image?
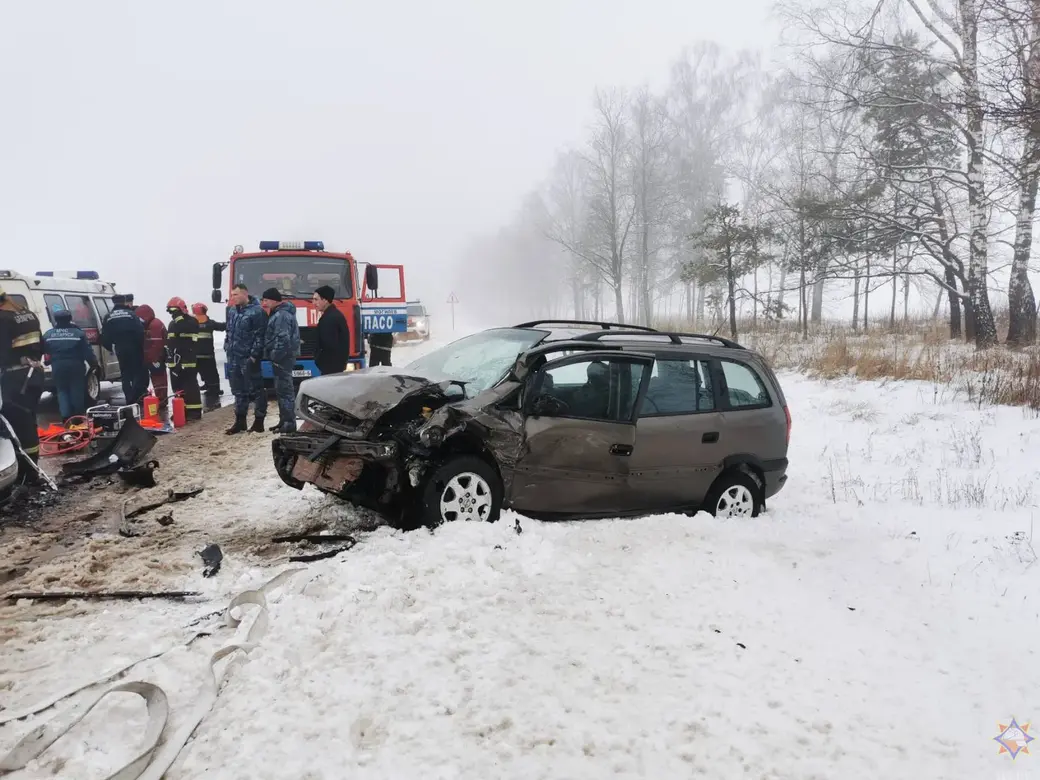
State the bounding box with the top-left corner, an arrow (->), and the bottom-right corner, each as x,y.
271,433 -> 398,494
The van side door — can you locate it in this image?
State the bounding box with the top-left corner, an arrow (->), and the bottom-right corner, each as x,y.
91,296 -> 119,378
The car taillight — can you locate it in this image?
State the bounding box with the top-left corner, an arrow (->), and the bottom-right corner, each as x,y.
408,317 -> 415,325
783,405 -> 791,444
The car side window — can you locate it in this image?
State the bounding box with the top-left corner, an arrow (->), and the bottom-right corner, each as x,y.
639,358 -> 715,416
531,357 -> 649,423
65,295 -> 99,330
720,360 -> 771,409
5,294 -> 27,309
43,294 -> 65,325
94,296 -> 113,321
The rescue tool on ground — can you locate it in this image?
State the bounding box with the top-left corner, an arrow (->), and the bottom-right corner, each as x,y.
211,241 -> 408,381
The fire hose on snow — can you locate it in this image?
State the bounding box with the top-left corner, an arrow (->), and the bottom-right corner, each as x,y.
0,566 -> 305,779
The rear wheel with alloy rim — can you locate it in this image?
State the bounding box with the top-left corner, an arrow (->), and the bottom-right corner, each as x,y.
704,471 -> 762,518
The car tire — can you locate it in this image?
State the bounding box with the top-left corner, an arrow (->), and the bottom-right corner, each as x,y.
417,455 -> 503,529
703,470 -> 762,519
85,368 -> 101,407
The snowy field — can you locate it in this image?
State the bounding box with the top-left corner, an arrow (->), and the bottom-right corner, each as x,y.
2,333 -> 1040,779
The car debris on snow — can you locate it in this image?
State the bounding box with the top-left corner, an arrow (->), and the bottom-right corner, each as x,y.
117,458 -> 160,488
3,589 -> 201,602
197,543 -> 223,577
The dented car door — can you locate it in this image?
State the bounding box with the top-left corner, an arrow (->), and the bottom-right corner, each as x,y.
508,351 -> 654,518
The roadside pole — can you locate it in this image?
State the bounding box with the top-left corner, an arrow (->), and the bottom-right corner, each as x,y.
447,291 -> 459,332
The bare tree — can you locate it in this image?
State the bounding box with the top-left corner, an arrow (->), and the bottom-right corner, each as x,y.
545,89 -> 636,320
629,87 -> 678,325
989,0 -> 1040,345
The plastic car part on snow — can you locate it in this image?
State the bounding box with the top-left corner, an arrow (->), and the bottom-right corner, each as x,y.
59,417 -> 157,478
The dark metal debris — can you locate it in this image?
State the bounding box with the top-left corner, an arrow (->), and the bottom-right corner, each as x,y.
271,533 -> 358,545
117,460 -> 160,488
197,543 -> 223,577
125,487 -> 204,520
4,590 -> 201,602
288,545 -> 355,563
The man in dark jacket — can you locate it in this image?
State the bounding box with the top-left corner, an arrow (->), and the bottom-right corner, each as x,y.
101,294 -> 147,405
42,306 -> 99,424
261,288 -> 301,434
312,285 -> 350,375
224,284 -> 268,434
137,304 -> 168,414
0,288 -> 45,483
165,297 -> 203,421
192,302 -> 226,402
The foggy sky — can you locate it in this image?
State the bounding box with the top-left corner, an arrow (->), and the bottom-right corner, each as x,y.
1,0 -> 775,323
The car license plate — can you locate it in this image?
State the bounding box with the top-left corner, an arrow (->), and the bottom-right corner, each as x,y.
292,369 -> 312,378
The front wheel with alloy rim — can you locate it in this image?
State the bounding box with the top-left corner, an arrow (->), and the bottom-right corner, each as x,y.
704,471 -> 762,518
418,455 -> 503,528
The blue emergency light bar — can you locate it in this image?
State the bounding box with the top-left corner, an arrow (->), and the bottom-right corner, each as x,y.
34,271 -> 100,280
258,241 -> 325,252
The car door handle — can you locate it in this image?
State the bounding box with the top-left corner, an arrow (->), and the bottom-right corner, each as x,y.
609,443 -> 633,456
702,431 -> 719,444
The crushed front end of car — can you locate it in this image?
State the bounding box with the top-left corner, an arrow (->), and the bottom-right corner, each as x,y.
271,370 -> 520,526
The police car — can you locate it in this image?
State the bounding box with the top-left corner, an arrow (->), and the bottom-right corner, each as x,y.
0,270 -> 122,405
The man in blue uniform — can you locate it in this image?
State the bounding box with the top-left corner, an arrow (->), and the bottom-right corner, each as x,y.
224,284 -> 268,435
261,288 -> 301,434
101,293 -> 147,405
42,306 -> 99,424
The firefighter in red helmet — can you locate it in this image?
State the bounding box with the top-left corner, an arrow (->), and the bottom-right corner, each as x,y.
191,302 -> 226,404
165,297 -> 203,421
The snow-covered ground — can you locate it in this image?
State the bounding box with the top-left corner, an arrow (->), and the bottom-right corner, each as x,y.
2,336 -> 1040,779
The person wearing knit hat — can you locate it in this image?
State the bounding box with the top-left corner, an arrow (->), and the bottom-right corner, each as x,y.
101,293 -> 147,404
261,288 -> 301,433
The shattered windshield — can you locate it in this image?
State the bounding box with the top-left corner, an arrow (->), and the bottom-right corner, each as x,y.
405,327 -> 548,396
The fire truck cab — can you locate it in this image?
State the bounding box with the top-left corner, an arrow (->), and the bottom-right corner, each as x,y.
211,241 -> 407,380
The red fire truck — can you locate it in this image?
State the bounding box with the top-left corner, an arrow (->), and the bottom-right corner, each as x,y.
211,241 -> 407,378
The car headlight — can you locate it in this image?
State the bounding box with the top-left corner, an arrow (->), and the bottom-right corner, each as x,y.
419,425 -> 444,447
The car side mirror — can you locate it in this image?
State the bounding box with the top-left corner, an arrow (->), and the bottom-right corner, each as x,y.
211,289 -> 222,304
530,394 -> 565,418
365,265 -> 379,294
212,263 -> 223,290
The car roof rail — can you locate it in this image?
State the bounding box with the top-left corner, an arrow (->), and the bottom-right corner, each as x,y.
667,331 -> 746,349
513,319 -> 659,333
570,329 -> 746,350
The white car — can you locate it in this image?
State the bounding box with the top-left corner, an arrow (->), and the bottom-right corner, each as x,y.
0,396 -> 23,499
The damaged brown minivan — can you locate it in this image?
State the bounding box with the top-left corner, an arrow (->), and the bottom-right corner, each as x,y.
272,320 -> 790,529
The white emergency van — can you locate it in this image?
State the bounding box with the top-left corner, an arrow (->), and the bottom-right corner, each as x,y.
0,270 -> 123,404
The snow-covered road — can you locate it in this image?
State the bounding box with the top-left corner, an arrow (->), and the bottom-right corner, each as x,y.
2,348 -> 1039,778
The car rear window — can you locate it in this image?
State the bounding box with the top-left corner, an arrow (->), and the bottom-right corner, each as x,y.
720,360 -> 771,409
639,358 -> 715,416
